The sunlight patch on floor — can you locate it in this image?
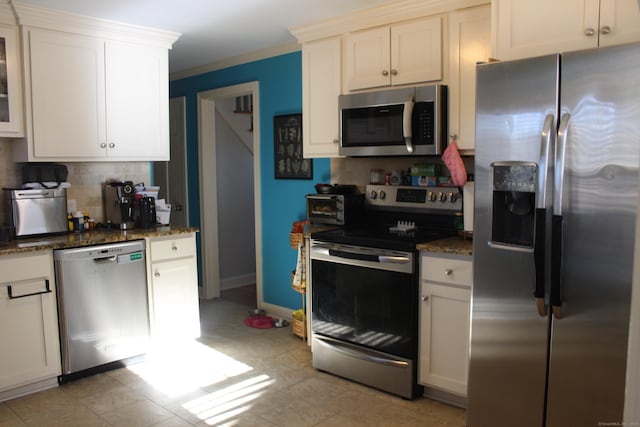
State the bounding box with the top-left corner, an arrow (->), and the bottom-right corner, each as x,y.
183,374 -> 275,425
127,339 -> 254,398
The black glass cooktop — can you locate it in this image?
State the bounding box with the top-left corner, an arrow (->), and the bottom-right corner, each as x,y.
311,225 -> 455,252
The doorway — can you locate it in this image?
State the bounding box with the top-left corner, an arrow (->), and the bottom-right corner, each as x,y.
197,82 -> 262,305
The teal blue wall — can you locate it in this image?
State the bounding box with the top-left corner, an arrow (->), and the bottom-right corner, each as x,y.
170,52 -> 331,310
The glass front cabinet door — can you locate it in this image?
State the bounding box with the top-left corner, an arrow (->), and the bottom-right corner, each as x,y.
0,24 -> 23,137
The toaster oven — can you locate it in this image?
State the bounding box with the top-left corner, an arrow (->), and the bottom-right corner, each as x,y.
4,188 -> 68,237
306,193 -> 364,226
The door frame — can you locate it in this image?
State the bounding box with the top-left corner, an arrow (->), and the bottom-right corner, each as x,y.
197,82 -> 261,302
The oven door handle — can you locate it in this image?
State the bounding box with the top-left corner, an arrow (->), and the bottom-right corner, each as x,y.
326,248 -> 410,264
315,336 -> 409,368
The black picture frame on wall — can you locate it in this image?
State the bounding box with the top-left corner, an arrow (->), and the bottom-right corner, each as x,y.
274,113 -> 312,179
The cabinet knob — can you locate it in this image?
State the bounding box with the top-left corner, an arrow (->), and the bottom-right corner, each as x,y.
390,69 -> 398,76
382,69 -> 389,76
421,295 -> 429,302
444,269 -> 453,276
108,142 -> 115,148
600,25 -> 611,35
154,271 -> 160,278
100,143 -> 107,148
333,138 -> 339,144
172,245 -> 178,251
584,28 -> 595,36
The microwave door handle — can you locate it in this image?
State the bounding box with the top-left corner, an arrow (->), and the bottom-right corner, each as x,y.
403,98 -> 415,153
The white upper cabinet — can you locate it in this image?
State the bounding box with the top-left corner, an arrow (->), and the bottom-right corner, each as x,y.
345,17 -> 442,91
302,37 -> 342,158
597,0 -> 640,46
105,40 -> 169,160
493,0 -> 640,60
18,28 -> 170,161
448,5 -> 491,152
10,3 -> 179,162
0,24 -> 24,138
27,30 -> 106,158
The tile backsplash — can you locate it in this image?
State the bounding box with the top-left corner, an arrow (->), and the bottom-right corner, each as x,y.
0,141 -> 150,223
331,156 -> 474,190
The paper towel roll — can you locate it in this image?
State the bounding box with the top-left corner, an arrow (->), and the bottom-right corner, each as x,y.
463,182 -> 474,232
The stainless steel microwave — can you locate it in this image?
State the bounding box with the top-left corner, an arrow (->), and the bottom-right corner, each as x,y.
339,84 -> 447,157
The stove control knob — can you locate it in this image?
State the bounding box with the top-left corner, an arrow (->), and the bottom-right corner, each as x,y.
439,192 -> 447,202
369,191 -> 378,200
379,190 -> 386,200
449,192 -> 458,203
428,191 -> 436,202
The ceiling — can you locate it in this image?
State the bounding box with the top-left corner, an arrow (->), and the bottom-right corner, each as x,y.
16,0 -> 396,75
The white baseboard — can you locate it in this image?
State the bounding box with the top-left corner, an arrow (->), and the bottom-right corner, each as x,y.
0,377 -> 58,403
423,386 -> 467,408
220,273 -> 256,290
259,301 -> 295,320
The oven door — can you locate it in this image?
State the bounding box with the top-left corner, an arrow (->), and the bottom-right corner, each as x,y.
310,240 -> 417,359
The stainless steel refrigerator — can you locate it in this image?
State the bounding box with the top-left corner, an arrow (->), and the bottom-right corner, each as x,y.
468,43 -> 640,427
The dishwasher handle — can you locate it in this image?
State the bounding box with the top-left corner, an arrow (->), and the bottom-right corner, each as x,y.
94,255 -> 117,264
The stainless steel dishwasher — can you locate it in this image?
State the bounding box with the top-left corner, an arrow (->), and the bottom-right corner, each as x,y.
54,240 -> 149,381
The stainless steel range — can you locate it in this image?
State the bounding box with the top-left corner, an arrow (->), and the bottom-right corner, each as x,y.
310,184 -> 461,399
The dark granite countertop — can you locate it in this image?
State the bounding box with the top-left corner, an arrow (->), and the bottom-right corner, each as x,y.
0,226 -> 199,256
302,223 -> 338,237
417,236 -> 473,257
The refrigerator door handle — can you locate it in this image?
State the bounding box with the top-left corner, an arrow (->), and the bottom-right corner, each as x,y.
553,113 -> 571,216
537,114 -> 554,209
533,114 -> 554,317
551,215 -> 563,319
534,208 -> 547,317
551,113 -> 571,319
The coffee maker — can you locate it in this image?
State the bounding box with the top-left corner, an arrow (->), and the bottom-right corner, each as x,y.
104,181 -> 136,229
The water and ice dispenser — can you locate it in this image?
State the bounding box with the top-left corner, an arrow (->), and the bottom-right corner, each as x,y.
490,162 -> 538,249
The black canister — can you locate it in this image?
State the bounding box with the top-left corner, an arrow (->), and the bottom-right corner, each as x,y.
139,197 -> 156,229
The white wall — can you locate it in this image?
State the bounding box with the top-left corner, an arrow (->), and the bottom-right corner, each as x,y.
215,98 -> 256,289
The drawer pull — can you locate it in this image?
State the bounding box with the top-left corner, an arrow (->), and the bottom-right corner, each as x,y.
8,279 -> 51,300
444,269 -> 453,276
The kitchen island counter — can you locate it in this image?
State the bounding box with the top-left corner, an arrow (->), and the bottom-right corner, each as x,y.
0,226 -> 198,256
417,236 -> 472,256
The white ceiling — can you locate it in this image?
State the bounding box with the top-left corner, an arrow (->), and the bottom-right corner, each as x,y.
16,0 -> 395,75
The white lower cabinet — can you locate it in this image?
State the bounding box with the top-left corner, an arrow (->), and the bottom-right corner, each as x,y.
419,252 -> 472,398
146,233 -> 200,341
0,251 -> 61,400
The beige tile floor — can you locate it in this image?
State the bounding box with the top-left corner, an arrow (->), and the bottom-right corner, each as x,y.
0,287 -> 466,426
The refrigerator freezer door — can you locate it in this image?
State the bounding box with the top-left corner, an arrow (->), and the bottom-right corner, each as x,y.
545,43 -> 640,427
468,54 -> 558,427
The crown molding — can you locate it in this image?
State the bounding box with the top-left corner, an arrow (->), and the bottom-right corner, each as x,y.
290,0 -> 489,43
170,42 -> 300,81
0,0 -> 16,25
10,0 -> 180,48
